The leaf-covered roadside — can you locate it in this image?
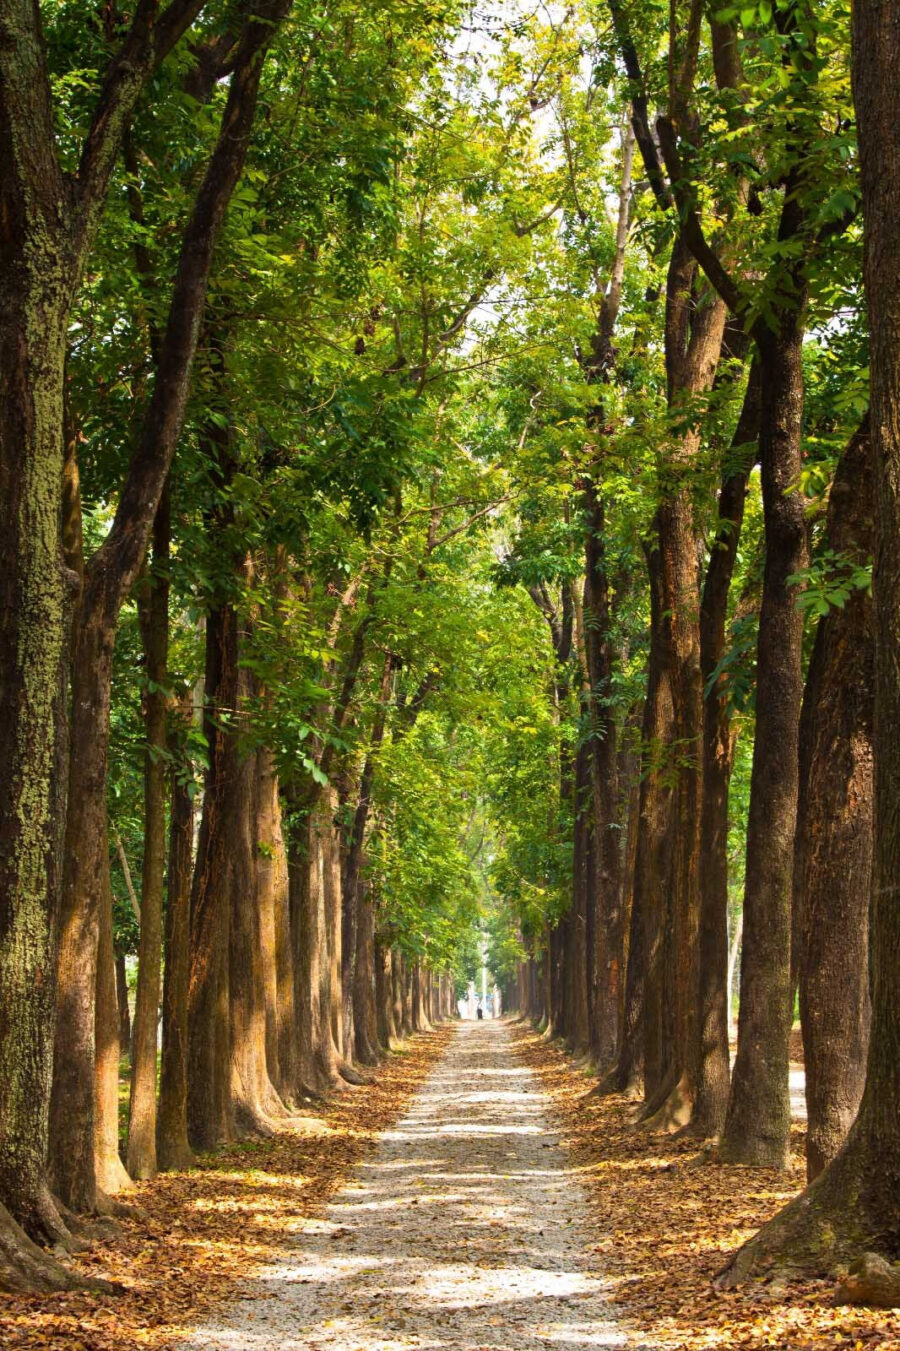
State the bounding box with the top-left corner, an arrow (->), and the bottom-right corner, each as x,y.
512,1028 -> 900,1351
0,1027 -> 452,1351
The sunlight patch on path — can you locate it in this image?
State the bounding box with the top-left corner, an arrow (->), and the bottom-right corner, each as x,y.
186,1021 -> 627,1351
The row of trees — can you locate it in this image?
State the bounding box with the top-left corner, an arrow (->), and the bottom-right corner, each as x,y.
0,0 -> 898,1301
1,0 -> 544,1291
488,0 -> 899,1287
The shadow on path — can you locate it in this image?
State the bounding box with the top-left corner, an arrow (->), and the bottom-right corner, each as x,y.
187,1021 -> 626,1351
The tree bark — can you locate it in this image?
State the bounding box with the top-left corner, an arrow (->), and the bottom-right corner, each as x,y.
634,542 -> 676,1104
292,794 -> 343,1097
115,951 -> 131,1056
720,322 -> 809,1168
187,606 -> 234,1151
95,848 -> 132,1196
375,941 -> 398,1051
795,422 -> 873,1180
641,240 -> 728,1131
157,732 -> 195,1171
582,486 -> 622,1071
691,362 -> 760,1138
254,746 -> 283,1095
128,490 -> 170,1179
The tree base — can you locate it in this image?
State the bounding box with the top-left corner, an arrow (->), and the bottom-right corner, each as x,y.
641,1071 -> 694,1134
0,1202 -> 116,1295
716,1130 -> 889,1288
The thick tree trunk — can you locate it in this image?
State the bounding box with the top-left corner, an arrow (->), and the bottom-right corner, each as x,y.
157,750 -> 195,1171
691,364 -> 760,1139
601,717 -> 647,1095
229,691 -> 282,1132
569,739 -> 592,1057
128,492 -> 170,1180
260,753 -> 297,1105
340,820 -> 358,1064
720,323 -> 809,1168
795,423 -> 873,1180
403,953 -> 414,1036
49,623 -> 117,1212
642,244 -> 728,1131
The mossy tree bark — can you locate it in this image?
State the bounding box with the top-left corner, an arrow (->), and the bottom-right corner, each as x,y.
0,0 -> 208,1277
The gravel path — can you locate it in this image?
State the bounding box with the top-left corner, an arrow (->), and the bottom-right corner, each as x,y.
187,1019 -> 625,1350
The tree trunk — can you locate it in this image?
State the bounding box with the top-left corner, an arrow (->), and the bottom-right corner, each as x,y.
795,422 -> 874,1180
157,742 -> 195,1171
292,796 -> 342,1096
633,543 -> 676,1104
95,848 -> 132,1196
128,491 -> 170,1179
583,486 -> 622,1070
602,717 -> 646,1096
720,322 -> 809,1168
352,880 -> 380,1065
569,738 -> 592,1057
391,948 -> 405,1040
375,942 -> 397,1051
253,746 -> 283,1095
642,243 -> 728,1132
691,363 -> 760,1138
49,620 -> 117,1212
263,756 -> 298,1105
187,606 -> 234,1152
402,953 -> 414,1036
116,951 -> 131,1057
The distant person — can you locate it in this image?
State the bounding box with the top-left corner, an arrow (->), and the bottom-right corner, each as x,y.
476,1000 -> 483,1020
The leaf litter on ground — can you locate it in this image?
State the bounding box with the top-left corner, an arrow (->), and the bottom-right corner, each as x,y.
0,1027 -> 453,1351
511,1026 -> 900,1351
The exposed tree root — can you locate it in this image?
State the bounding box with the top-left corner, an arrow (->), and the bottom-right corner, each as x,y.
641,1071 -> 694,1134
593,1061 -> 643,1100
715,1133 -> 890,1288
0,1203 -> 115,1295
338,1060 -> 372,1086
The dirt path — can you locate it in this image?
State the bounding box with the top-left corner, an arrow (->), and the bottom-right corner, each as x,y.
187,1019 -> 625,1350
